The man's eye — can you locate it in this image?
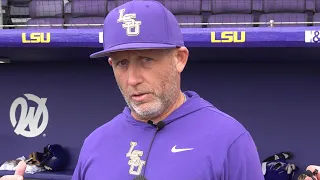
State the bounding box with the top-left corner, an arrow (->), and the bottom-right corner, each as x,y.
117,60 -> 128,66
143,57 -> 153,62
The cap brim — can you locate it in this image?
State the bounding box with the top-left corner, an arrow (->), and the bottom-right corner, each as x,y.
90,43 -> 178,58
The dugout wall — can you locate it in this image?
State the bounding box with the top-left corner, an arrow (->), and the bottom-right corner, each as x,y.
1,32 -> 320,179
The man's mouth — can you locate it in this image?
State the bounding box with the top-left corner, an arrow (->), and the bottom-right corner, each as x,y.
131,93 -> 150,101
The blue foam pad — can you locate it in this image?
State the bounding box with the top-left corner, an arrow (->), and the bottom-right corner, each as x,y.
0,27 -> 320,48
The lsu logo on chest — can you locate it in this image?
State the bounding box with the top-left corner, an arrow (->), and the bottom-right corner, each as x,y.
126,141 -> 146,176
117,8 -> 142,36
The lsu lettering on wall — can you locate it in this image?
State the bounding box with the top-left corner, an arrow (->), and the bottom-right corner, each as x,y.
211,31 -> 246,43
21,32 -> 51,43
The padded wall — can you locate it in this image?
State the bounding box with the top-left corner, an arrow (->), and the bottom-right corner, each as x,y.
0,59 -> 126,171
0,47 -> 320,179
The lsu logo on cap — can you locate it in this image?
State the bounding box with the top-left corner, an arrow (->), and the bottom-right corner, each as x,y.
117,8 -> 142,36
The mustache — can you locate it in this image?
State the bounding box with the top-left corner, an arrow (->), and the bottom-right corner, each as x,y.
117,84 -> 155,98
125,87 -> 154,95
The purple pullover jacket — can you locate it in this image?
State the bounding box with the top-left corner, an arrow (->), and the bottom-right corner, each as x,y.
72,91 -> 264,180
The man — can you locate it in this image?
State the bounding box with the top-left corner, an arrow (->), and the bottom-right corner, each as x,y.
0,0 -> 264,179
72,0 -> 264,179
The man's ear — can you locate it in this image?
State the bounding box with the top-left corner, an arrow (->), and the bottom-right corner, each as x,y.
175,47 -> 189,73
108,58 -> 113,66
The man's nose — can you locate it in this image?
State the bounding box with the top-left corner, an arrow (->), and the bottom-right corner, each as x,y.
127,66 -> 143,86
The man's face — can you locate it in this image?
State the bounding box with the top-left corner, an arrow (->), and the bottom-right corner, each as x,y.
108,48 -> 187,120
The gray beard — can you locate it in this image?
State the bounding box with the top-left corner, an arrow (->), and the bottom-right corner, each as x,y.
119,85 -> 177,120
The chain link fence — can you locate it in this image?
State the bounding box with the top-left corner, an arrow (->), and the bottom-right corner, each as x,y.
0,0 -> 319,29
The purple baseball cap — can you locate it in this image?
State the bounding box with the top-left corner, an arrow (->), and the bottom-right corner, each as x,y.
90,0 -> 184,58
